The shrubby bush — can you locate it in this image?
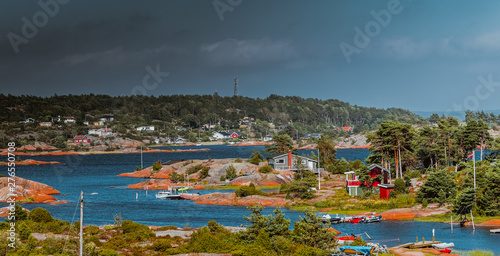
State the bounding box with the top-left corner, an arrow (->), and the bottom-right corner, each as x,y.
258,165 -> 273,174
29,208 -> 53,223
235,183 -> 266,197
406,170 -> 422,179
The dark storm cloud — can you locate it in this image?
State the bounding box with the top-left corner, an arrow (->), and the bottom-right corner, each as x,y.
1,0 -> 500,111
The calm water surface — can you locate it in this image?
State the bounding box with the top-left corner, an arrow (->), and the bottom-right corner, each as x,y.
3,145 -> 499,253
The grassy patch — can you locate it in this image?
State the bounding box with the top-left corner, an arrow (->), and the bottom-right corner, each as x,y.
453,250 -> 495,256
288,189 -> 418,215
416,213 -> 500,224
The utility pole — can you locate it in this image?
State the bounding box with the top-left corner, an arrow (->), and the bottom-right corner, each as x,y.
80,192 -> 97,256
318,148 -> 321,190
473,151 -> 476,190
80,191 -> 83,256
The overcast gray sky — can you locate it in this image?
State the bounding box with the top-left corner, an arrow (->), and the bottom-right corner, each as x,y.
1,0 -> 500,112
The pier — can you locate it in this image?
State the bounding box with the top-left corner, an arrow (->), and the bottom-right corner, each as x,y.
393,236 -> 440,249
491,229 -> 500,233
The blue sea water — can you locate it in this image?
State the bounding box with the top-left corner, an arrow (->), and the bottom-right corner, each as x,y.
2,145 -> 499,252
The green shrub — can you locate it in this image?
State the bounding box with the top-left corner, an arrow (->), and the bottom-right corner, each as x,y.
294,245 -> 330,256
187,164 -> 204,175
207,221 -> 223,233
225,165 -> 237,180
151,239 -> 172,252
28,208 -> 53,223
86,235 -> 101,246
18,221 -> 32,240
388,191 -> 397,199
199,167 -> 210,179
169,172 -> 183,183
103,236 -> 129,250
406,170 -> 422,179
100,249 -> 118,256
394,178 -> 406,194
234,158 -> 243,163
361,190 -> 373,199
235,184 -> 266,197
249,149 -> 264,165
220,175 -> 226,181
422,199 -> 428,208
258,165 -> 273,174
85,225 -> 100,235
121,220 -> 154,241
152,162 -> 162,173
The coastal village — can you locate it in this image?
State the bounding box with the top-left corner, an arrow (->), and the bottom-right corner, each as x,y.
1,99 -> 500,255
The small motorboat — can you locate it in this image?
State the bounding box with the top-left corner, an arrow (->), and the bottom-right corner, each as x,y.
330,216 -> 342,224
365,215 -> 382,223
321,214 -> 332,223
155,190 -> 181,200
348,216 -> 365,223
195,143 -> 202,146
334,235 -> 356,244
341,216 -> 353,223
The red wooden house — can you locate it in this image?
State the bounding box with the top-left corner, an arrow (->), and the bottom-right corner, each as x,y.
74,135 -> 91,144
344,164 -> 391,197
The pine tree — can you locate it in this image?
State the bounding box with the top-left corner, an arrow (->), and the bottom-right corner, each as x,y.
292,209 -> 336,250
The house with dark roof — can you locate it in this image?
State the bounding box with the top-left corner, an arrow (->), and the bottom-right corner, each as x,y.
268,151 -> 318,173
74,135 -> 91,144
301,133 -> 322,140
344,164 -> 392,197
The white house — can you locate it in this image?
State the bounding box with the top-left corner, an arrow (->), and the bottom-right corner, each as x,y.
88,128 -> 113,137
268,151 -> 318,173
175,137 -> 186,144
20,118 -> 35,124
136,126 -> 155,132
263,135 -> 273,142
211,131 -> 239,140
64,116 -> 76,123
100,114 -> 114,122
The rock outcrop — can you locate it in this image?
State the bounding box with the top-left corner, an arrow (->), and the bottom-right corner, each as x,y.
377,206 -> 450,220
191,192 -> 291,207
0,177 -> 62,204
0,159 -> 61,166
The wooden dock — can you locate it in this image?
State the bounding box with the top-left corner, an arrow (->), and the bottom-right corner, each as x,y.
491,229 -> 500,233
394,241 -> 441,249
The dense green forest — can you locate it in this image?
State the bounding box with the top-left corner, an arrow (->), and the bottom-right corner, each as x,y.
0,94 -> 424,130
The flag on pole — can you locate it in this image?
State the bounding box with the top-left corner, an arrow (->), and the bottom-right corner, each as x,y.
467,152 -> 474,159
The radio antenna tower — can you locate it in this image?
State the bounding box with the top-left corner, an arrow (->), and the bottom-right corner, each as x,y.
233,77 -> 238,96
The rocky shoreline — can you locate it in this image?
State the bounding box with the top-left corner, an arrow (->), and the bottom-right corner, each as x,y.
0,177 -> 68,204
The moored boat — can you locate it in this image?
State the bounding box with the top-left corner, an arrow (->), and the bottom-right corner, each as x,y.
432,242 -> 454,249
365,215 -> 382,223
155,190 -> 181,200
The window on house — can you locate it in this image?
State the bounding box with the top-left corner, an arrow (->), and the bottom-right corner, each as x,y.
277,159 -> 284,164
301,160 -> 306,164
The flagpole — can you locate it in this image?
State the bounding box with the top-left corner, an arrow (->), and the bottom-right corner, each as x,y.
473,150 -> 476,190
